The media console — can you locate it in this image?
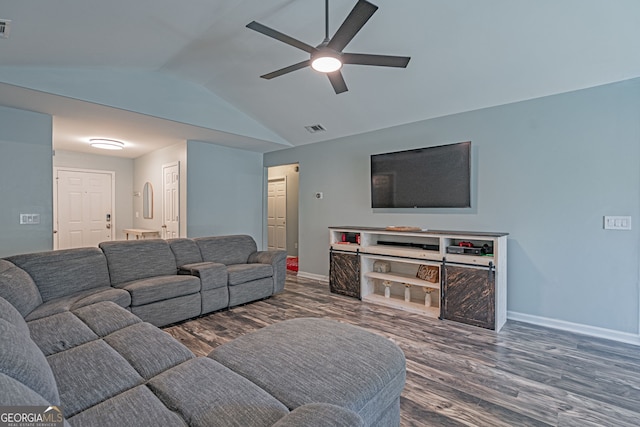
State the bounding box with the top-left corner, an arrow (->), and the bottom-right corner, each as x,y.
329,226 -> 508,331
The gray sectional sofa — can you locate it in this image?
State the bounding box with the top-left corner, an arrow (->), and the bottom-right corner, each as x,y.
0,235 -> 406,426
4,235 -> 285,327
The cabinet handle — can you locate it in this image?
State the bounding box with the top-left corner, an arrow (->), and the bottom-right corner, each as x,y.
440,259 -> 446,320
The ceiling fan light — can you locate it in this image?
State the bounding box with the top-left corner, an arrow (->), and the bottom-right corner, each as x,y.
311,55 -> 342,73
90,138 -> 124,150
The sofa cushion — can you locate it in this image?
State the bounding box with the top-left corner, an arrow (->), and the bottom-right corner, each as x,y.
227,263 -> 273,286
210,318 -> 406,426
70,286 -> 131,309
28,312 -> 99,356
67,385 -> 188,427
99,240 -> 178,286
0,259 -> 42,317
147,357 -> 289,427
0,372 -> 57,405
0,319 -> 60,405
117,275 -> 201,306
7,248 -> 111,302
72,301 -> 142,337
0,295 -> 29,336
104,322 -> 195,379
195,235 -> 257,266
228,278 -> 273,307
130,293 -> 201,328
47,340 -> 144,418
168,238 -> 203,267
24,287 -> 131,321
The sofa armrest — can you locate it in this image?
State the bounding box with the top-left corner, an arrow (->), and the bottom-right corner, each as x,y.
272,403 -> 364,427
248,250 -> 287,294
178,262 -> 227,291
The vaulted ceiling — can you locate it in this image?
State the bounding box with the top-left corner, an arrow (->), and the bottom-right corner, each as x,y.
0,0 -> 639,158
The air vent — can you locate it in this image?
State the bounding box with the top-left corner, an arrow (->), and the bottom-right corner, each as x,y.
0,20 -> 11,39
304,124 -> 326,133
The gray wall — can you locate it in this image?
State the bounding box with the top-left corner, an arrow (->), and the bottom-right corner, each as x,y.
0,106 -> 53,257
264,78 -> 640,335
187,141 -> 264,245
133,142 -> 187,238
53,150 -> 134,241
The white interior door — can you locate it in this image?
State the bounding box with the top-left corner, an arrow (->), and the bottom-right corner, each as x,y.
267,180 -> 277,250
267,178 -> 287,251
162,162 -> 180,239
55,169 -> 114,249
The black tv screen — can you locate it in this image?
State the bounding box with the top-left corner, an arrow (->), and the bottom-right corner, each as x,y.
371,141 -> 471,208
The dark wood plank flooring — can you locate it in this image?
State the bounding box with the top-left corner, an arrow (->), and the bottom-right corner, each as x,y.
164,274 -> 640,426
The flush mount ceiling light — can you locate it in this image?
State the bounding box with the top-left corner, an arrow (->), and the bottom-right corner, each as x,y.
90,138 -> 124,150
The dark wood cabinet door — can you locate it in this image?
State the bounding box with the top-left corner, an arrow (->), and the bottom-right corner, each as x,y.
442,265 -> 495,329
329,251 -> 360,299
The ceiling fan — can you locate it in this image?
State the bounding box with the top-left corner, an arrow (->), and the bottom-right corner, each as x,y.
246,0 -> 411,94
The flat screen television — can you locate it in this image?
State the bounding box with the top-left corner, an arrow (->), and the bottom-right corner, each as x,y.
371,141 -> 471,208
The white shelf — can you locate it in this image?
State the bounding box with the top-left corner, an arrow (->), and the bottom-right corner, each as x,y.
364,244 -> 440,260
329,226 -> 508,331
364,271 -> 440,290
363,293 -> 440,317
330,243 -> 361,252
444,253 -> 494,267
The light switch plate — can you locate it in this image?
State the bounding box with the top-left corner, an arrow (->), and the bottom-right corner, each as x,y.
603,216 -> 632,230
20,213 -> 40,225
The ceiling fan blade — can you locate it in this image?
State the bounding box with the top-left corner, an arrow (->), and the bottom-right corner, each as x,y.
327,71 -> 348,94
342,53 -> 410,68
260,60 -> 311,80
326,0 -> 378,53
247,21 -> 316,54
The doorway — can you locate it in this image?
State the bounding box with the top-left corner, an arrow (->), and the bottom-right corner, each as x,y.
267,164 -> 299,270
267,177 -> 287,251
162,162 -> 180,239
54,168 -> 115,249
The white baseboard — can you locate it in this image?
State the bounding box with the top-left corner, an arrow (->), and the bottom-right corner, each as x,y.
508,311 -> 640,346
295,271 -> 329,283
289,275 -> 640,346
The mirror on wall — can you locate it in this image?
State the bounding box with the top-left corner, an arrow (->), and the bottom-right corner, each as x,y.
143,182 -> 153,219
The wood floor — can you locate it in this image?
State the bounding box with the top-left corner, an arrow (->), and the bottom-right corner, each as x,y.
164,274 -> 640,427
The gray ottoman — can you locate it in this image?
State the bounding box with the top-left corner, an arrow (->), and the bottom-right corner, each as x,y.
209,318 -> 406,427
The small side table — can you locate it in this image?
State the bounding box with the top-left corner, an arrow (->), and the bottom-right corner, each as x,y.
123,228 -> 161,240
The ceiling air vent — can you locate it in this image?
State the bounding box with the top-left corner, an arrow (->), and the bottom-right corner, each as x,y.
304,124 -> 326,134
0,20 -> 11,39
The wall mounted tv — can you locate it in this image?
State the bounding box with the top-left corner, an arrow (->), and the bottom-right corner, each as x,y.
371,141 -> 471,208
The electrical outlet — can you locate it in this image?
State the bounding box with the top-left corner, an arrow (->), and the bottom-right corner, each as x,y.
603,216 -> 632,230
